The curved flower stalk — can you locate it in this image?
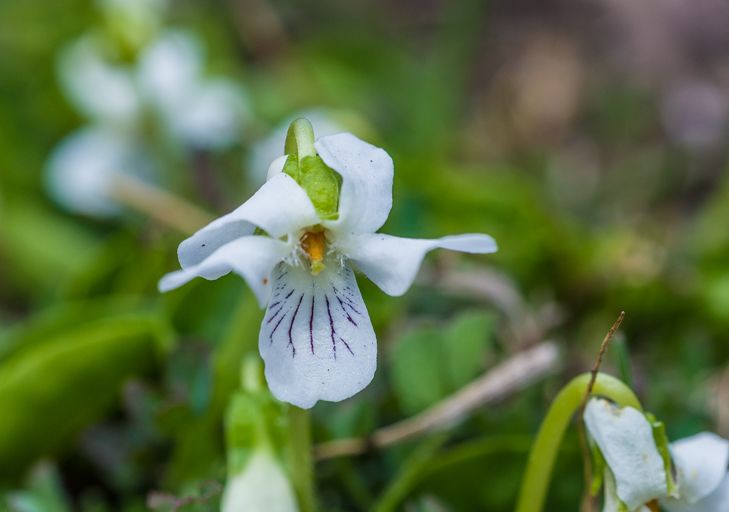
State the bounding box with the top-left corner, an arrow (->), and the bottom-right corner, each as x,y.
584,398 -> 729,512
159,119 -> 498,408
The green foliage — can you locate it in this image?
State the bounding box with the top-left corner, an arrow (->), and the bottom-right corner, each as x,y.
390,311 -> 493,414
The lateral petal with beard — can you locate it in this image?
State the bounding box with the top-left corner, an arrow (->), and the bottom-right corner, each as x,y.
259,260 -> 376,409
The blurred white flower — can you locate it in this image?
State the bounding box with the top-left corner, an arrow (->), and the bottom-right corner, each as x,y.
221,449 -> 299,512
247,109 -> 363,187
57,29 -> 249,151
57,36 -> 141,130
159,129 -> 497,408
137,30 -> 249,150
661,432 -> 729,512
45,127 -> 154,217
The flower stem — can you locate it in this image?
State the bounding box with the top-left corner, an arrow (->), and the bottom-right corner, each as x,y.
287,405 -> 317,512
514,372 -> 643,512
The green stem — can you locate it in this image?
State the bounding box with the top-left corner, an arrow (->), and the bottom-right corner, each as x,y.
514,372 -> 643,512
288,406 -> 317,512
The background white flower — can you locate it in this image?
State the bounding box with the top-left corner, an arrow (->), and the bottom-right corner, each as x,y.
44,127 -> 155,217
661,432 -> 729,512
159,131 -> 497,408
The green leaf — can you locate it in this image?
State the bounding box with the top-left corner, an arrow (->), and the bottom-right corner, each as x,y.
0,316 -> 162,479
443,311 -> 493,390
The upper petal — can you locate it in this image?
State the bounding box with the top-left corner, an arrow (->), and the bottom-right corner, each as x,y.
259,259 -> 377,409
178,173 -> 320,269
584,398 -> 669,510
661,433 -> 729,508
159,236 -> 291,307
340,233 -> 498,296
316,133 -> 393,236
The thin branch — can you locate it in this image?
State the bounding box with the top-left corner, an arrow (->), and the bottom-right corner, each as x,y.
577,311 -> 626,512
315,342 -> 560,460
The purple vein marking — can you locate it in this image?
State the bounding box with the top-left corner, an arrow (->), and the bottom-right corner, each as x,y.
266,304 -> 285,324
339,336 -> 354,356
325,296 -> 337,360
288,294 -> 304,357
277,271 -> 288,281
269,301 -> 281,308
309,295 -> 316,354
285,289 -> 295,299
270,312 -> 287,344
335,296 -> 358,326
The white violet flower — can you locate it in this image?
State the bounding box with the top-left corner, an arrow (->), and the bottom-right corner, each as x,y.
159,119 -> 498,408
584,397 -> 729,512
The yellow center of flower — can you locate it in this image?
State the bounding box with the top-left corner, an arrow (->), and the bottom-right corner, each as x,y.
300,229 -> 327,275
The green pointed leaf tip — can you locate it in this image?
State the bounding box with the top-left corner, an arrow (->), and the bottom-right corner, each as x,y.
645,412 -> 679,497
282,118 -> 342,221
589,441 -> 607,496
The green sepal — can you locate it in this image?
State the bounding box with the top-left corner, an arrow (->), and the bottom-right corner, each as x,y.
282,118 -> 342,221
589,441 -> 607,496
645,412 -> 679,497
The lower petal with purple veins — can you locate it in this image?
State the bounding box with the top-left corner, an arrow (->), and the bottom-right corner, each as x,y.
258,259 -> 377,409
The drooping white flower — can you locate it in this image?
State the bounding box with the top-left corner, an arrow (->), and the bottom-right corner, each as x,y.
221,449 -> 299,512
585,398 -> 729,512
44,127 -> 155,217
661,432 -> 729,512
159,128 -> 497,408
584,398 -> 670,511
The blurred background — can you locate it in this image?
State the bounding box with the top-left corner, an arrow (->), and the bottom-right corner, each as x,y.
1,0 -> 729,510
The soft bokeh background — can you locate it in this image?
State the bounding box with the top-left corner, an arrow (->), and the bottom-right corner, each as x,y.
1,0 -> 729,510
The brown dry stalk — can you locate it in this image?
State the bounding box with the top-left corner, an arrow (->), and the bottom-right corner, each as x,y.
110,175 -> 215,235
577,312 -> 626,512
314,342 -> 560,460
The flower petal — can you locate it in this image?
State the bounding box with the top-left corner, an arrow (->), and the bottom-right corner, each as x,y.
662,473 -> 729,512
584,398 -> 669,510
660,433 -> 729,509
159,236 -> 291,307
259,260 -> 377,409
316,133 -> 393,236
340,233 -> 498,296
602,470 -> 654,512
178,173 -> 320,269
221,449 -> 300,512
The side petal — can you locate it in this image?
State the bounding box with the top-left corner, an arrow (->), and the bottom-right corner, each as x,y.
178,173 -> 320,269
662,473 -> 729,512
662,433 -> 729,507
584,398 -> 669,511
159,236 -> 291,307
259,260 -> 377,409
316,133 -> 393,236
340,233 -> 498,297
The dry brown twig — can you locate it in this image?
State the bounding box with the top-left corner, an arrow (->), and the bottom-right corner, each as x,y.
110,175 -> 215,235
314,341 -> 560,460
576,312 -> 626,512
